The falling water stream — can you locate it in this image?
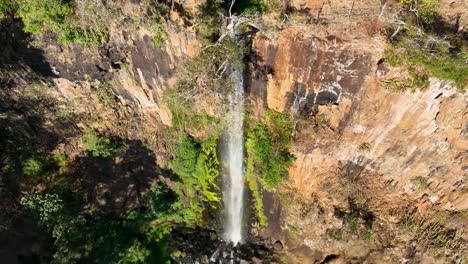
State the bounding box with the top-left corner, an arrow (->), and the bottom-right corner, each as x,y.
222,66 -> 245,245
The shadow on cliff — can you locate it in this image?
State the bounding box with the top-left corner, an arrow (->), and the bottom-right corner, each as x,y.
67,139 -> 174,216
0,77 -> 82,263
0,16 -> 53,77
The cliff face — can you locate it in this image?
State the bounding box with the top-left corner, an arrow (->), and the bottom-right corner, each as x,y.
250,26 -> 467,262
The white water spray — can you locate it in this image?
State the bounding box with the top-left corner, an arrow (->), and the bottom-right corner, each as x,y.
222,66 -> 245,245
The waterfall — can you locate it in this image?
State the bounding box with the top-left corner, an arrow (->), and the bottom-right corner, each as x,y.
222,66 -> 245,245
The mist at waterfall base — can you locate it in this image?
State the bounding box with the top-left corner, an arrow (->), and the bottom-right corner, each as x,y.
222,67 -> 245,246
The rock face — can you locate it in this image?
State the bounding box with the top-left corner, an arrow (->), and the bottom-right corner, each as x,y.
251,28 -> 373,114
250,27 -> 467,262
43,25 -> 200,126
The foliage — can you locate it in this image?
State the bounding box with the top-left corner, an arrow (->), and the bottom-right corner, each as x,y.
118,241 -> 150,264
245,112 -> 295,190
95,81 -> 117,107
22,158 -> 43,178
0,0 -> 12,16
412,176 -> 428,190
265,110 -> 293,152
147,183 -> 177,217
20,182 -> 181,263
175,38 -> 246,95
385,4 -> 467,92
59,26 -> 108,46
12,0 -> 109,46
151,25 -> 168,48
401,211 -> 468,258
82,130 -> 122,158
171,133 -> 221,206
399,0 -> 440,25
245,152 -> 268,227
19,151 -> 68,186
196,0 -> 224,43
165,90 -> 221,136
21,192 -> 64,229
359,142 -> 371,151
226,0 -> 268,14
15,0 -> 73,33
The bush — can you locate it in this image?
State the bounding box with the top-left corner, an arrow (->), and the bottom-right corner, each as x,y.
21,192 -> 64,229
82,131 -> 122,158
399,0 -> 439,25
385,27 -> 467,91
171,133 -> 220,207
0,0 -> 13,16
59,26 -> 107,47
246,120 -> 295,189
151,25 -> 167,48
265,110 -> 293,151
15,0 -> 72,33
22,158 -> 43,178
226,0 -> 267,14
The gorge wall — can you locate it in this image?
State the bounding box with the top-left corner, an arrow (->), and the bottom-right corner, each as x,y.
1,0 -> 466,263
249,23 -> 467,263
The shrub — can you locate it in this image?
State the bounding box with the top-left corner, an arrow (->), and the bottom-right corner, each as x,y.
385,27 -> 467,91
22,158 -> 43,178
171,133 -> 221,207
147,182 -> 178,218
0,0 -> 12,16
226,0 -> 267,14
59,26 -> 108,47
399,0 -> 440,25
15,0 -> 73,33
359,142 -> 371,151
21,192 -> 64,229
196,0 -> 224,44
151,25 -> 167,48
175,38 -> 246,95
265,110 -> 293,151
246,121 -> 295,189
412,176 -> 428,190
82,131 -> 122,158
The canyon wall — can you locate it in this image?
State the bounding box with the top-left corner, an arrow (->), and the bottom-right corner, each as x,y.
250,26 -> 467,262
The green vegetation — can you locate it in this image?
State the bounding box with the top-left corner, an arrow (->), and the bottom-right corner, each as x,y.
15,0 -> 73,33
5,0 -> 172,47
82,130 -> 122,158
22,158 -> 43,178
226,0 -> 268,14
20,182 -> 180,263
95,81 -> 117,107
3,0 -> 109,46
399,0 -> 440,25
151,25 -> 167,48
166,95 -> 220,135
21,192 -> 64,229
412,176 -> 428,190
59,26 -> 108,46
196,0 -> 225,43
171,133 -> 221,209
244,110 -> 294,225
0,0 -> 12,16
401,211 -> 468,258
359,142 -> 371,151
246,110 -> 295,190
384,0 -> 467,92
175,38 -> 246,94
245,151 -> 268,228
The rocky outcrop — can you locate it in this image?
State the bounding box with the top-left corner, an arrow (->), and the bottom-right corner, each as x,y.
43,24 -> 200,126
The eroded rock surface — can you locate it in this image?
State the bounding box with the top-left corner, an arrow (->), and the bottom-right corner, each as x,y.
250,27 -> 467,263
